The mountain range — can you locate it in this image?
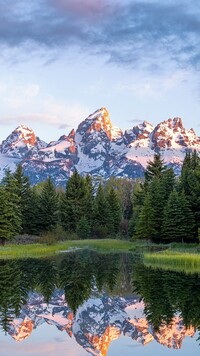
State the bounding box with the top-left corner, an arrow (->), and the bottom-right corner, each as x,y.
8,290 -> 195,356
0,107 -> 200,185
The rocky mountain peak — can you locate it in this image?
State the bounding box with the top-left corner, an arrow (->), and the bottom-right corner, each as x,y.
151,117 -> 200,149
77,107 -> 115,140
171,117 -> 184,130
0,125 -> 47,158
153,117 -> 185,138
124,120 -> 154,145
6,125 -> 36,146
0,110 -> 200,185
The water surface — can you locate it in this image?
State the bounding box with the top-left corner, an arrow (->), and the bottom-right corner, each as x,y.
0,250 -> 199,355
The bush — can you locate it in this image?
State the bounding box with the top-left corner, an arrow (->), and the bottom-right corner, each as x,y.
38,225 -> 79,244
38,231 -> 58,245
52,224 -> 69,241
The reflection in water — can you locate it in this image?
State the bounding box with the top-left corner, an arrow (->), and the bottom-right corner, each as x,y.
132,261 -> 200,331
0,251 -> 199,355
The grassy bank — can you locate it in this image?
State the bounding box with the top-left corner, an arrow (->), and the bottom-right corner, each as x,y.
0,239 -> 136,259
0,238 -> 199,261
144,250 -> 200,274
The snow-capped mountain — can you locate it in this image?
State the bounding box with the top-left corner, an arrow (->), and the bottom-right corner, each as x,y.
0,108 -> 199,185
0,125 -> 47,159
7,291 -> 195,355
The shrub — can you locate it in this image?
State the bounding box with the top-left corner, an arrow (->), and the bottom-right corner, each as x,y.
38,231 -> 58,245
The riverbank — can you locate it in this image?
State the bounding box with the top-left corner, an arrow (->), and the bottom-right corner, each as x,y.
0,239 -> 136,259
0,239 -> 199,260
144,250 -> 200,274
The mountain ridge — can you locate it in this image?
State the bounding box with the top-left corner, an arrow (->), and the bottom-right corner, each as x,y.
0,107 -> 199,185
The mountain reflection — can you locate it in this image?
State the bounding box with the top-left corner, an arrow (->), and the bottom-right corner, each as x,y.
0,250 -> 199,355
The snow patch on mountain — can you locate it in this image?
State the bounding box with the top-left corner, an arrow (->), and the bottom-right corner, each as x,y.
0,109 -> 200,185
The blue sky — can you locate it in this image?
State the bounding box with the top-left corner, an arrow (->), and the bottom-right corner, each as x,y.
0,0 -> 200,143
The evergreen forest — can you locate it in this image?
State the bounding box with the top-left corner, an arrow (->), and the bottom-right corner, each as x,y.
0,151 -> 199,244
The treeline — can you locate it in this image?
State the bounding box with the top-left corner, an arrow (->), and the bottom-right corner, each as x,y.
0,151 -> 199,244
0,166 -> 133,244
130,151 -> 200,242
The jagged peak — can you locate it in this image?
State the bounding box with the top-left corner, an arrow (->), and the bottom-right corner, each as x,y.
68,128 -> 75,139
87,107 -> 109,121
0,124 -> 47,159
172,117 -> 183,125
137,121 -> 154,131
2,125 -> 36,148
155,117 -> 184,131
76,107 -> 114,140
170,117 -> 184,130
15,125 -> 34,133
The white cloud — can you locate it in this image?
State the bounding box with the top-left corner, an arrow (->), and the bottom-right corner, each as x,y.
42,97 -> 89,127
0,81 -> 89,130
0,82 -> 40,109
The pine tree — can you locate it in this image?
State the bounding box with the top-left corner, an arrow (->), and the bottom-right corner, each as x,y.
180,151 -> 200,236
93,183 -> 110,238
13,165 -> 33,233
61,170 -> 89,231
0,187 -> 15,244
1,170 -> 22,241
134,192 -> 156,240
107,187 -> 121,235
179,192 -> 196,241
131,155 -> 175,242
23,187 -> 40,235
147,177 -> 163,241
83,174 -> 95,226
129,182 -> 145,238
145,153 -> 167,183
162,190 -> 195,242
38,177 -> 59,232
160,168 -> 176,202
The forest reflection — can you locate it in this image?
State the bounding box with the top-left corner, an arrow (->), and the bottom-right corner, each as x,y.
0,250 -> 199,341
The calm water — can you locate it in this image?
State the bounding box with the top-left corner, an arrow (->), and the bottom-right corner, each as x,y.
0,250 -> 199,356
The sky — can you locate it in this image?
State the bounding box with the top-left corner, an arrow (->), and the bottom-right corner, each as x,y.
0,0 -> 200,143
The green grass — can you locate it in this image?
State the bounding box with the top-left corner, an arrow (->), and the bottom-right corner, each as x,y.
1,238 -> 199,261
144,250 -> 200,274
0,239 -> 136,259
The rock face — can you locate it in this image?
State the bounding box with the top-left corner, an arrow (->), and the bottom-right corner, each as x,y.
7,291 -> 195,355
0,108 -> 200,185
0,125 -> 47,159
